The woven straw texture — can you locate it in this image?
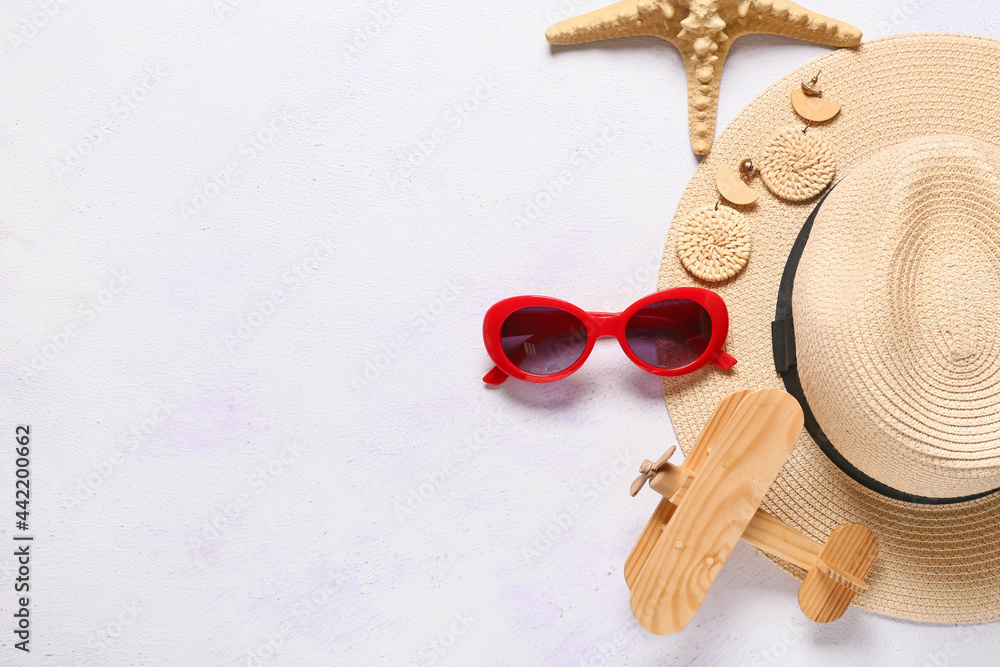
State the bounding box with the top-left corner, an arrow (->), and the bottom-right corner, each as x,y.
658,34 -> 1000,624
676,205 -> 752,282
759,126 -> 836,200
796,136 -> 1000,500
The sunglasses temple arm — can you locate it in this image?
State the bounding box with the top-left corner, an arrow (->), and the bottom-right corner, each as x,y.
483,366 -> 509,385
711,350 -> 737,370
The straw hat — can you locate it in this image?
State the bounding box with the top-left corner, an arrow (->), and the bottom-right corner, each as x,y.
658,33 -> 1000,623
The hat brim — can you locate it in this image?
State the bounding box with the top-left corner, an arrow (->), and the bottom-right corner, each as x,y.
659,33 -> 1000,624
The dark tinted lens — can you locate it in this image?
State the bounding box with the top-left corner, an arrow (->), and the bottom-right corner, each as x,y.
624,299 -> 711,370
500,306 -> 588,376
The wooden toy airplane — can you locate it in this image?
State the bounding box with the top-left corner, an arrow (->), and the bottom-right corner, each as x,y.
625,388 -> 878,634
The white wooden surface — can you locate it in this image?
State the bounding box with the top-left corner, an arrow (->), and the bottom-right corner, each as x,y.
1,0 -> 997,664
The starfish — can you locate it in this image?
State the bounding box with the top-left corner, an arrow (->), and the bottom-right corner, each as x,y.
546,0 -> 861,154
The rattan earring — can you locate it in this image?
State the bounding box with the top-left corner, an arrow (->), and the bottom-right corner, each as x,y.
758,72 -> 841,202
675,158 -> 756,283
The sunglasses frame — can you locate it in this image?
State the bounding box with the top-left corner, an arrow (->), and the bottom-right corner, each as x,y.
482,287 -> 736,385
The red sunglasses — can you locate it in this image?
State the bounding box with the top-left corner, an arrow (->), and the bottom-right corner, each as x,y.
482,287 -> 736,385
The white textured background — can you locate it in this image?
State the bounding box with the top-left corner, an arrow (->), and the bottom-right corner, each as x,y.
1,0 -> 998,665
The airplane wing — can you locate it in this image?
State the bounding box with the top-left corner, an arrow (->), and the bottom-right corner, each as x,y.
629,388 -> 803,634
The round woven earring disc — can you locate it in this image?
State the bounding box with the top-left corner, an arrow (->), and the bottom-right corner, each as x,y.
759,126 -> 836,201
675,205 -> 752,282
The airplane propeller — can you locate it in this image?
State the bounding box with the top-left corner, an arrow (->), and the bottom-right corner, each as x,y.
629,446 -> 676,497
